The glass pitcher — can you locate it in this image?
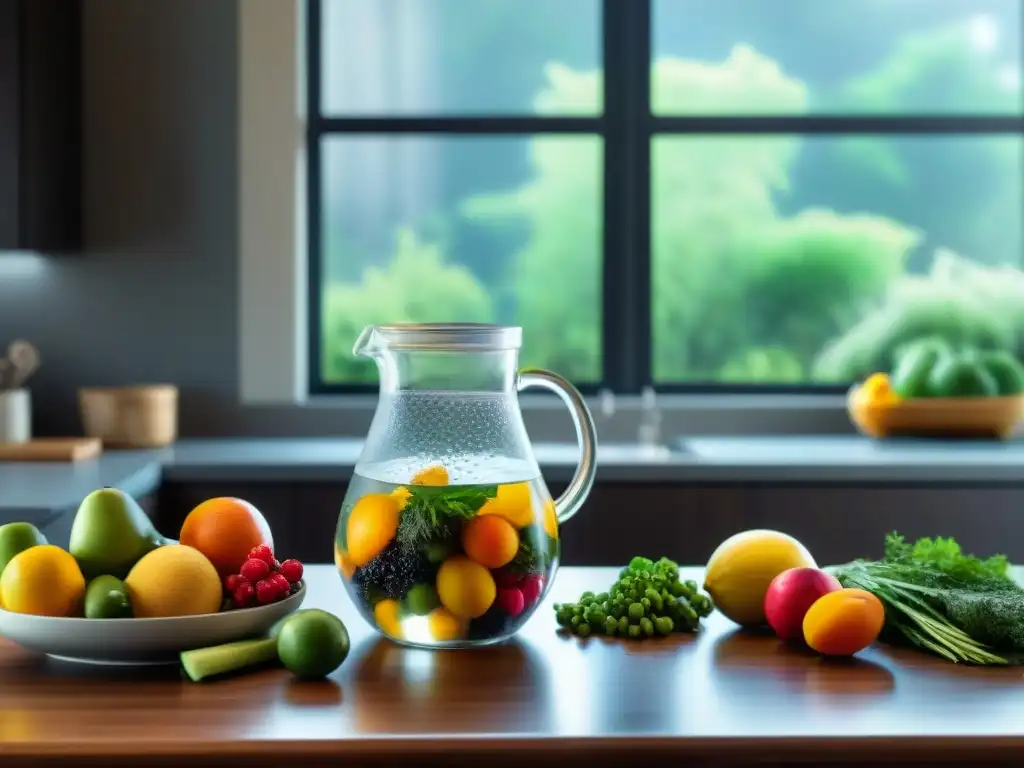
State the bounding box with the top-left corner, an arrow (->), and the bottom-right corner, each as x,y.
334,323 -> 597,648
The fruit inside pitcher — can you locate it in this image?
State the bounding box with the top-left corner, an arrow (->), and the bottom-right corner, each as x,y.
335,462 -> 560,646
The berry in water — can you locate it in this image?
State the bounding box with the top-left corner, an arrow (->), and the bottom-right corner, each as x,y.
356,541 -> 430,602
521,575 -> 545,607
496,587 -> 525,617
240,557 -> 271,582
248,545 -> 274,564
224,574 -> 246,593
280,559 -> 304,584
255,578 -> 280,605
232,581 -> 256,609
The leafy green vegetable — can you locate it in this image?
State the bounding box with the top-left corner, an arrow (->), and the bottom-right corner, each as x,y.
396,484 -> 496,550
883,531 -> 1011,582
832,532 -> 1022,665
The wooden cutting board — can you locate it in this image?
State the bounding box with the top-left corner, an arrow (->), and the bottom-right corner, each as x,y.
0,438 -> 102,462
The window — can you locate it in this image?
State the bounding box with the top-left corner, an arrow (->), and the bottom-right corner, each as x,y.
306,0 -> 1024,396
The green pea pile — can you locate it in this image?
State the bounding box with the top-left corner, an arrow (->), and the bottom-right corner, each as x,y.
554,556 -> 714,638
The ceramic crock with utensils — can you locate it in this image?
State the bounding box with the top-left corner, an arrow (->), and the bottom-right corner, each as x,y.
0,340 -> 40,443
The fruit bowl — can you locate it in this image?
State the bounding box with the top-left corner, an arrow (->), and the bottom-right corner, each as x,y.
0,582 -> 306,665
847,386 -> 1024,440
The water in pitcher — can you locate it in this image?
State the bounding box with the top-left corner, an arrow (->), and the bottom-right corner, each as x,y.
335,457 -> 560,648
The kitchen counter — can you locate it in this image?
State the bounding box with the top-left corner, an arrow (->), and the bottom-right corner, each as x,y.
1,565 -> 1023,767
4,435 -> 1024,520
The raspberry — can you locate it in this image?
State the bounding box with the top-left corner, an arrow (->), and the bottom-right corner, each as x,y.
520,574 -> 545,607
240,557 -> 270,582
232,581 -> 256,609
248,545 -> 274,564
279,559 -> 303,584
270,572 -> 290,595
496,587 -> 525,617
255,578 -> 280,605
224,574 -> 246,593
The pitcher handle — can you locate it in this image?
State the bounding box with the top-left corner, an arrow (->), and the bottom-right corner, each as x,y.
517,369 -> 598,525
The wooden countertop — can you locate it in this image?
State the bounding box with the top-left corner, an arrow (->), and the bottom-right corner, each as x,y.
1,566 -> 1024,766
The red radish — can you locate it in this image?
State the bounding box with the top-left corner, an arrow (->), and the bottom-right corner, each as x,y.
496,587 -> 526,617
764,567 -> 843,640
520,574 -> 545,607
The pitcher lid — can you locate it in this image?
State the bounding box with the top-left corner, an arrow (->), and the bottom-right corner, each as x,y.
361,324 -> 522,352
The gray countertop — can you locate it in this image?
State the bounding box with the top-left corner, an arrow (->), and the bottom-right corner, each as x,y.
3,435 -> 1024,520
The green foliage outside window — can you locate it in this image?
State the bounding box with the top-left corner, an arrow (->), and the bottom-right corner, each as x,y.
319,21 -> 1023,387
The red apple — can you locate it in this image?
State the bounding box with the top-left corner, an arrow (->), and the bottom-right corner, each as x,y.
764,567 -> 842,640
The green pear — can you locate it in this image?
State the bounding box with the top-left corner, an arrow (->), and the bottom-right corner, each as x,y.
69,488 -> 169,580
0,522 -> 48,577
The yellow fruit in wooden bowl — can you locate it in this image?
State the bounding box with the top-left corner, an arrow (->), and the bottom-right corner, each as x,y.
703,530 -> 816,627
124,545 -> 222,618
0,545 -> 85,617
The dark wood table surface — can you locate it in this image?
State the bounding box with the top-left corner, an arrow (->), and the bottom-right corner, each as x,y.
1,565 -> 1023,767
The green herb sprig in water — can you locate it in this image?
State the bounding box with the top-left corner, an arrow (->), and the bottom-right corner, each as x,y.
833,531 -> 1023,665
396,484 -> 497,551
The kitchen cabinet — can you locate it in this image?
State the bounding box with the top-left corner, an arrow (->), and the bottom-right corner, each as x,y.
0,0 -> 80,252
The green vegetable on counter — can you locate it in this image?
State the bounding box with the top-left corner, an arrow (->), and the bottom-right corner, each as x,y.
833,532 -> 1024,665
181,609 -> 350,682
554,556 -> 714,639
890,338 -> 1024,399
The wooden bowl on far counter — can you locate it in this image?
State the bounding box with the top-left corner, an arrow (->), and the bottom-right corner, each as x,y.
847,385 -> 1024,440
78,385 -> 178,448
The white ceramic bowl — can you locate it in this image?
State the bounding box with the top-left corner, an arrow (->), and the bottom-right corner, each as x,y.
0,583 -> 306,664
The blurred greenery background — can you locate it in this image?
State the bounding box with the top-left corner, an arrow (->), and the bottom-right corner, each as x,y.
317,0 -> 1023,387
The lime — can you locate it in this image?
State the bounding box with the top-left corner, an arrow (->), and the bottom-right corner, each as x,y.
0,522 -> 47,578
85,575 -> 133,619
276,609 -> 350,679
403,583 -> 440,616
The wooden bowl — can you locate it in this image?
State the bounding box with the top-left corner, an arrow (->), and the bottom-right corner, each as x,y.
847,386 -> 1024,440
79,385 -> 178,448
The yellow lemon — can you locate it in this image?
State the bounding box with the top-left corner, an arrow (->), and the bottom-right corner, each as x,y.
477,482 -> 535,528
124,545 -> 222,618
862,372 -> 901,405
374,598 -> 404,639
346,493 -> 401,568
411,465 -> 449,486
0,545 -> 85,617
427,607 -> 466,642
334,543 -> 356,580
703,530 -> 816,627
436,556 -> 496,619
542,499 -> 559,540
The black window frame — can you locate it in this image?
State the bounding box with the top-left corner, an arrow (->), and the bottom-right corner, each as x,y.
306,0 -> 1024,397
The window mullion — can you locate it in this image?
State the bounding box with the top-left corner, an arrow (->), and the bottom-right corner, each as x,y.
601,0 -> 651,394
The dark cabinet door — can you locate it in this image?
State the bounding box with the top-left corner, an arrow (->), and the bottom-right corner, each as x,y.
0,0 -> 81,253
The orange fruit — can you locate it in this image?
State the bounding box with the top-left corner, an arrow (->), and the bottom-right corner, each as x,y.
125,545 -> 223,618
179,497 -> 273,577
542,499 -> 559,540
462,515 -> 519,569
0,545 -> 85,617
803,588 -> 885,657
346,494 -> 400,568
411,465 -> 449,486
477,483 -> 534,528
